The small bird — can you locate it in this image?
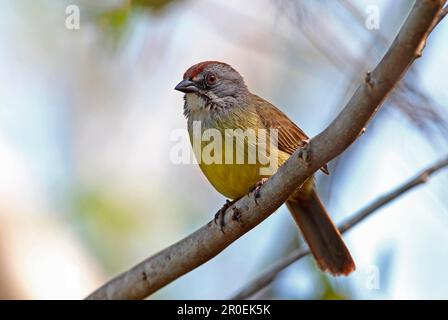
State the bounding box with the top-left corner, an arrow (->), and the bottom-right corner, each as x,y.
175,61 -> 355,276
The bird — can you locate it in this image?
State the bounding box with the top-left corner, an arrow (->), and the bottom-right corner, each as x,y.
174,61 -> 355,276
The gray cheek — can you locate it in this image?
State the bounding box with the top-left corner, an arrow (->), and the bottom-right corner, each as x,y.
214,81 -> 238,97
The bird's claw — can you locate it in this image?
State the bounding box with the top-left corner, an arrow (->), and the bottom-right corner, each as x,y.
250,178 -> 268,205
298,139 -> 311,164
231,206 -> 242,222
214,199 -> 234,233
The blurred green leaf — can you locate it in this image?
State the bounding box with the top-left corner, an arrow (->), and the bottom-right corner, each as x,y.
317,273 -> 350,300
75,189 -> 138,232
132,0 -> 180,13
97,4 -> 132,46
94,0 -> 182,47
71,188 -> 141,272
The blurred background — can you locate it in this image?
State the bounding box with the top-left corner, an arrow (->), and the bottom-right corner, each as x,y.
0,0 -> 447,299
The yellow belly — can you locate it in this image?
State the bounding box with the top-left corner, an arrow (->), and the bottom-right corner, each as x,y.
195,136 -> 290,199
188,107 -> 290,199
199,162 -> 264,200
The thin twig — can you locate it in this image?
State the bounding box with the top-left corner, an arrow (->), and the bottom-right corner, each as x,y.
231,156 -> 448,300
430,4 -> 448,32
86,1 -> 446,300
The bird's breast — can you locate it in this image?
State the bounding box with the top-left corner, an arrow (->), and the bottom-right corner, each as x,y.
187,112 -> 289,199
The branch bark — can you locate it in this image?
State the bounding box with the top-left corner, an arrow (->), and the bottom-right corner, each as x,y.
231,156 -> 448,300
86,0 -> 446,300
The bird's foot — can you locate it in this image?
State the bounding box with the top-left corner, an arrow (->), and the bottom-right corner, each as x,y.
214,199 -> 237,233
231,206 -> 242,223
298,139 -> 311,164
249,178 -> 268,204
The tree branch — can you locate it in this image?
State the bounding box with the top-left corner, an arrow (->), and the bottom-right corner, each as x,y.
86,0 -> 446,300
231,156 -> 448,300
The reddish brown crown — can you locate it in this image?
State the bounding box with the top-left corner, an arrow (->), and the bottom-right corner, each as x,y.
183,61 -> 230,79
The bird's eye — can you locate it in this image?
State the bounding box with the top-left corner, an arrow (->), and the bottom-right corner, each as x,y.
206,73 -> 217,85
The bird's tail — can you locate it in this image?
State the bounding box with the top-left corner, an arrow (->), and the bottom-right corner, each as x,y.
286,186 -> 355,276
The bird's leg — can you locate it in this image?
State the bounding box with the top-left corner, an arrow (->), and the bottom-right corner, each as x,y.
214,199 -> 239,232
249,178 -> 268,204
297,139 -> 311,164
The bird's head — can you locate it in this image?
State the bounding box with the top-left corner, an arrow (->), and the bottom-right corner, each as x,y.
175,61 -> 250,118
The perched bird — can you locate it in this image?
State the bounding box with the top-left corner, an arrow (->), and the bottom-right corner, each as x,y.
175,61 -> 355,276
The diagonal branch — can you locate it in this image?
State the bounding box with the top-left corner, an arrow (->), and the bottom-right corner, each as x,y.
231,156 -> 448,300
86,0 -> 446,300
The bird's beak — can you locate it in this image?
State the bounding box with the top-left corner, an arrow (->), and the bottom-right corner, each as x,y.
174,79 -> 199,93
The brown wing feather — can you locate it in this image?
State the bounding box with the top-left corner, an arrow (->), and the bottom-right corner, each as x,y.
253,94 -> 329,175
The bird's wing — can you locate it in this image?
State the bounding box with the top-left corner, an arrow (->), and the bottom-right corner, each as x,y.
253,95 -> 329,175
